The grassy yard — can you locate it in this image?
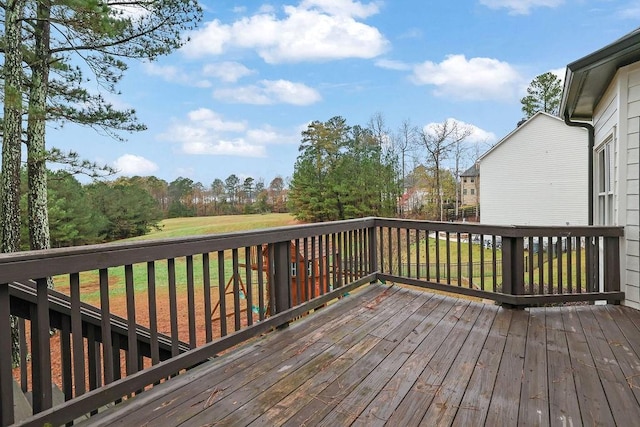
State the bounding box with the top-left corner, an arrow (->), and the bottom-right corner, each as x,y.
125,213 -> 298,240
55,214 -> 297,306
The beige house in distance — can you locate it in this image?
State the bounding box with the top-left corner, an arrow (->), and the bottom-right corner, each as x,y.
460,164 -> 479,206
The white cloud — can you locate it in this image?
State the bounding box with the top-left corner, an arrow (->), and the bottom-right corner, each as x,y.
202,62 -> 255,83
183,1 -> 388,63
479,0 -> 563,15
160,108 -> 296,157
375,59 -> 411,71
618,4 -> 640,19
411,54 -> 524,101
113,154 -> 159,175
298,0 -> 382,18
142,63 -> 211,88
423,118 -> 497,144
186,109 -> 247,132
213,79 -> 321,105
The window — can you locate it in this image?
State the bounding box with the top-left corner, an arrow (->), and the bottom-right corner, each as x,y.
463,189 -> 467,195
470,189 -> 475,195
463,178 -> 467,183
596,133 -> 615,225
470,178 -> 475,183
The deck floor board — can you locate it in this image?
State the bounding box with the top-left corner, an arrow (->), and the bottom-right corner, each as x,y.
80,283 -> 640,427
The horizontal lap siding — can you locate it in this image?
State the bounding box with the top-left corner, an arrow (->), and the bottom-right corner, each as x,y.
479,113 -> 588,226
626,66 -> 640,308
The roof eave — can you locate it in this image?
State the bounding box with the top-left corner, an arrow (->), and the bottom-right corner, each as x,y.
560,27 -> 640,122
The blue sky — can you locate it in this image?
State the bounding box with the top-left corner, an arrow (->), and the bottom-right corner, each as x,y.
49,0 -> 640,187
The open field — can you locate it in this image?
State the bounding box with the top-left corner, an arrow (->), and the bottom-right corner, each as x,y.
124,213 -> 298,241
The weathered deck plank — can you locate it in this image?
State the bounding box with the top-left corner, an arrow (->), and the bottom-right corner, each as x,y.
545,307 -> 581,426
79,284 -> 640,427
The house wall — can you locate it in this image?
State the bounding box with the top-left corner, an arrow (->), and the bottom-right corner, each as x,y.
593,62 -> 640,309
461,176 -> 479,206
479,113 -> 588,226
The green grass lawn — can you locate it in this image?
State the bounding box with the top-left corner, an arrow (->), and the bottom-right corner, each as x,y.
55,214 -> 298,305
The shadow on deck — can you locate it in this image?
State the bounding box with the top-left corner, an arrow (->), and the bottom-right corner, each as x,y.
80,283 -> 640,426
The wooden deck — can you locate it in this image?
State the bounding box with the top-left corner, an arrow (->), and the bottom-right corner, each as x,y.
82,283 -> 640,426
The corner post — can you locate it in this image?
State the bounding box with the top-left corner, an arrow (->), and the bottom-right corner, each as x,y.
272,241 -> 291,315
604,235 -> 621,301
501,235 -> 525,308
368,225 -> 378,277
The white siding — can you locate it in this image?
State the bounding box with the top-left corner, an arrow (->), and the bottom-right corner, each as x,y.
596,63 -> 640,309
479,113 -> 588,226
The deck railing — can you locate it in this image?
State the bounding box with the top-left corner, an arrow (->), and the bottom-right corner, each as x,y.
0,217 -> 623,426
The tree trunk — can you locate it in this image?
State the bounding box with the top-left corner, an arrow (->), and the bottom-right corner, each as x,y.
2,0 -> 25,367
27,0 -> 52,259
1,0 -> 25,254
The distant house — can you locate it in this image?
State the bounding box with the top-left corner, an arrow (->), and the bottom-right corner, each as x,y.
560,27 -> 640,309
478,111 -> 588,226
460,164 -> 479,206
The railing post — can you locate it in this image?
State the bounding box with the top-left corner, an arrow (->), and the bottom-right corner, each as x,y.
31,278 -> 52,413
604,236 -> 621,301
272,241 -> 291,314
0,284 -> 14,426
368,226 -> 378,277
501,236 -> 525,307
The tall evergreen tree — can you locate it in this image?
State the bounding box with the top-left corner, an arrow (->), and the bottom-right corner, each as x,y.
0,0 -> 202,256
521,71 -> 563,118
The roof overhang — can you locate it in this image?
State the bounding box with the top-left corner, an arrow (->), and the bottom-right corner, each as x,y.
560,27 -> 640,122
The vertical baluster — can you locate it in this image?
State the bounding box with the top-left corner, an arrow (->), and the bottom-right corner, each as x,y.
377,227 -> 384,274
395,228 -> 401,276
87,326 -> 99,415
112,334 -> 121,386
86,325 -> 99,392
318,235 -> 325,295
146,262 -> 160,365
19,318 -> 27,392
527,237 -> 534,294
491,236 -> 497,292
324,234 -> 331,292
557,238 -> 563,294
217,251 -> 227,336
232,249 -> 241,332
186,256 -> 196,348
416,230 -> 421,280
70,273 -> 85,396
480,234 -> 485,291
303,238 -> 310,299
576,238 -> 582,293
426,230 -> 431,281
31,278 -> 52,413
331,233 -> 340,289
167,259 -> 179,357
99,269 -> 114,385
125,264 -> 138,374
405,228 -> 411,278
60,315 -> 72,401
446,232 -> 451,285
257,247 -> 266,321
245,247 -> 254,327
567,237 -> 573,293
336,233 -> 343,288
538,236 -> 544,294
310,236 -> 317,298
203,254 -> 213,341
456,233 -> 462,287
291,239 -> 306,305
387,227 -> 392,275
547,238 -> 553,294
435,230 -> 441,282
350,230 -> 356,283
467,233 -> 473,288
